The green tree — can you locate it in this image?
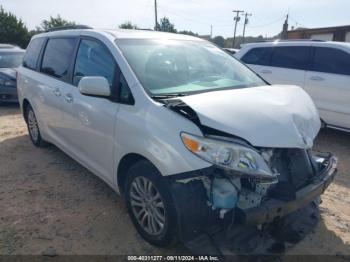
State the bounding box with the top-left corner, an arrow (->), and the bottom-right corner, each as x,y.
119,21 -> 138,29
0,6 -> 30,48
39,15 -> 75,31
212,36 -> 225,47
159,17 -> 176,33
178,30 -> 198,37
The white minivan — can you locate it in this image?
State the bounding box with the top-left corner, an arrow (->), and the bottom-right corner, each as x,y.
235,40 -> 350,131
17,28 -> 337,247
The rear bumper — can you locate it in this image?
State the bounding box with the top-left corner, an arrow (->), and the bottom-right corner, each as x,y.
0,86 -> 18,102
236,154 -> 337,225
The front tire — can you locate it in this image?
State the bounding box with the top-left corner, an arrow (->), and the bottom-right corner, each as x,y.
125,160 -> 178,247
25,105 -> 48,147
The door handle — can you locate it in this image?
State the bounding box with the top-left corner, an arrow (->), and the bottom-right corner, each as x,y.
261,69 -> 272,74
53,88 -> 61,97
64,93 -> 74,103
310,76 -> 324,81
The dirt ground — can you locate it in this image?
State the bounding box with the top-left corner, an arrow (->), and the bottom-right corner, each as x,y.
0,104 -> 349,256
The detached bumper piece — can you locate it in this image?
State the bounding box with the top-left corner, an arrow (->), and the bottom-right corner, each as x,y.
235,153 -> 337,225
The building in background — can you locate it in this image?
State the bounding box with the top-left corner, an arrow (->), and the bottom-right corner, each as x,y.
287,25 -> 350,42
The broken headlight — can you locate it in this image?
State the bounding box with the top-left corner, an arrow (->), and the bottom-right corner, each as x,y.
181,132 -> 277,181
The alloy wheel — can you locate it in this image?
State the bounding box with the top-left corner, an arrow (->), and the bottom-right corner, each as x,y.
28,110 -> 39,142
130,176 -> 166,236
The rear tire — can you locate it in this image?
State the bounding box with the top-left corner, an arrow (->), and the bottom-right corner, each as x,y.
25,105 -> 48,147
124,160 -> 178,247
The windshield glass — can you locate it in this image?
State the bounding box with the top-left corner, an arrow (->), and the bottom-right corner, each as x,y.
116,39 -> 265,96
0,52 -> 25,68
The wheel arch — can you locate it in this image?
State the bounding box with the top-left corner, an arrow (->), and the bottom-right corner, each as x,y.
117,153 -> 158,195
22,98 -> 31,123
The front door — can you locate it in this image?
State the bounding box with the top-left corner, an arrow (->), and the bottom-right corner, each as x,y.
59,38 -> 119,183
304,46 -> 350,129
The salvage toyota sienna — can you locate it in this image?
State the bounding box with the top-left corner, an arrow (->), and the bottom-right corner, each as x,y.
17,28 -> 337,247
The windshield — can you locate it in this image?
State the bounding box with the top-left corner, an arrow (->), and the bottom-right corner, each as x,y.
0,52 -> 25,68
116,39 -> 265,96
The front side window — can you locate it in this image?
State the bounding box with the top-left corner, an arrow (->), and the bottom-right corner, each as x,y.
41,38 -> 76,79
311,47 -> 350,75
270,46 -> 310,70
116,39 -> 265,96
241,47 -> 273,66
0,52 -> 25,68
73,39 -> 116,86
23,38 -> 45,70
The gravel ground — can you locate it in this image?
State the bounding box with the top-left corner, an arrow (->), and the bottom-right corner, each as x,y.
0,104 -> 349,256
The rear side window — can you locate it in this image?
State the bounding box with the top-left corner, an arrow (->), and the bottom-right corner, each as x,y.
73,39 -> 116,86
270,46 -> 310,70
23,38 -> 45,70
241,47 -> 273,65
41,38 -> 76,80
311,47 -> 350,75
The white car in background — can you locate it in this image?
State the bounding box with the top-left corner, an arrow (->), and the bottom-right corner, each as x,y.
235,40 -> 350,132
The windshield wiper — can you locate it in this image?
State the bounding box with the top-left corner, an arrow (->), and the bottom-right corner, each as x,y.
150,93 -> 188,99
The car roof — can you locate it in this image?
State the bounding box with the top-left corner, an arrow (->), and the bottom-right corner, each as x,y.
0,44 -> 25,52
241,40 -> 350,49
32,28 -> 205,42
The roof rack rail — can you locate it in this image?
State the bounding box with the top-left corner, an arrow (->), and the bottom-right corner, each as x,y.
277,39 -> 325,42
255,39 -> 325,43
46,25 -> 92,32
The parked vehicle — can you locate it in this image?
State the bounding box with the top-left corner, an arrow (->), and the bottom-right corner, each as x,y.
0,44 -> 25,103
17,29 -> 337,247
235,40 -> 350,132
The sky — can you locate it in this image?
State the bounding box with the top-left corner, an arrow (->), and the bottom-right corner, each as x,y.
2,0 -> 350,38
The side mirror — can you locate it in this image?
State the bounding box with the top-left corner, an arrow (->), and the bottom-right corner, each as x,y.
78,76 -> 111,97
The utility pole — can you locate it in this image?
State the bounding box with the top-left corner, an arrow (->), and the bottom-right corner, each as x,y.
242,12 -> 252,42
210,25 -> 213,39
154,0 -> 158,31
232,10 -> 244,48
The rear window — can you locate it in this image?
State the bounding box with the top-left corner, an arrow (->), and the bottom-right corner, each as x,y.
41,38 -> 76,80
270,46 -> 310,70
241,47 -> 273,66
311,47 -> 350,75
23,38 -> 45,70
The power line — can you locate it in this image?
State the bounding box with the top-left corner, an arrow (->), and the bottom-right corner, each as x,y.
248,16 -> 285,28
156,4 -> 287,37
289,16 -> 307,28
157,4 -> 235,27
157,5 -> 211,26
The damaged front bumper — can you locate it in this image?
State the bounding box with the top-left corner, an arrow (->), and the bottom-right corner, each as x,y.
169,153 -> 337,243
235,154 -> 337,225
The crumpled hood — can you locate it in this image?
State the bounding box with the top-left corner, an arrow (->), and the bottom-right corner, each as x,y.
0,68 -> 17,80
180,85 -> 321,148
